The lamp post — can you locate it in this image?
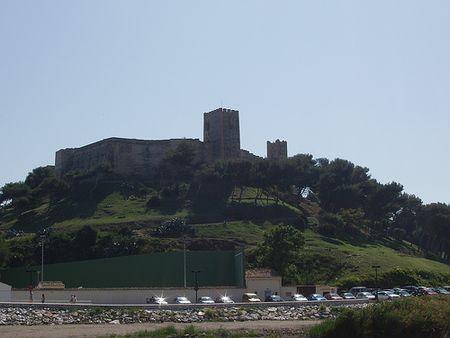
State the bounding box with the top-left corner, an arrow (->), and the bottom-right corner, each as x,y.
39,226 -> 52,284
191,270 -> 201,303
40,234 -> 45,283
183,236 -> 187,288
372,265 -> 381,301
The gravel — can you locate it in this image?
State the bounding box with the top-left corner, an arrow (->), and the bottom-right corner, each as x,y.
0,304 -> 370,326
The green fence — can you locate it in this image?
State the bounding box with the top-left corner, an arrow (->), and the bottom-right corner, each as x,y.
0,250 -> 245,289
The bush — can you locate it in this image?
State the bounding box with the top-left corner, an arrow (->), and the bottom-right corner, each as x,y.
146,195 -> 161,209
309,296 -> 450,338
153,218 -> 194,237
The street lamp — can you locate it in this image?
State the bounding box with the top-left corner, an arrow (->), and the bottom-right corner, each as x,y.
39,226 -> 52,284
191,270 -> 201,303
372,265 -> 381,301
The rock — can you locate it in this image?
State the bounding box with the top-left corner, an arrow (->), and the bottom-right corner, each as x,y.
109,319 -> 120,324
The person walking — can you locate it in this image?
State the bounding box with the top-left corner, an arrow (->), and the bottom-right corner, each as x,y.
41,294 -> 45,303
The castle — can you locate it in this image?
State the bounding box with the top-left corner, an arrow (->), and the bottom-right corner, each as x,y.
55,108 -> 288,177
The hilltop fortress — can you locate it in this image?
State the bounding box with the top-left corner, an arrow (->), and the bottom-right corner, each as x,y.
55,108 -> 288,178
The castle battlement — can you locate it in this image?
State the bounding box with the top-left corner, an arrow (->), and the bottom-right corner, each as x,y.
55,108 -> 286,178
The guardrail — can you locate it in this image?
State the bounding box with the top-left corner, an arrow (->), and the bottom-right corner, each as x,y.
0,299 -> 373,310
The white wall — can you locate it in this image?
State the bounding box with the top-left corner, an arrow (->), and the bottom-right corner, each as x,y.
245,277 -> 282,300
12,287 -> 246,304
0,282 -> 12,302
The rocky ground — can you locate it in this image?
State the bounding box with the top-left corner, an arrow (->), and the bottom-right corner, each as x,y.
0,304 -> 369,326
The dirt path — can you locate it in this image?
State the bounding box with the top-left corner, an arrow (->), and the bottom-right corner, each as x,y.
0,320 -> 321,337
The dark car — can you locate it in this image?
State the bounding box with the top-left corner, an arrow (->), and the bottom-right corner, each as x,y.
432,288 -> 450,295
416,287 -> 438,296
324,292 -> 343,300
307,294 -> 327,301
403,286 -> 419,294
266,294 -> 284,302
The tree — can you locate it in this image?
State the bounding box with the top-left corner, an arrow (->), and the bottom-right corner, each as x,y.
73,225 -> 98,259
255,224 -> 305,282
0,182 -> 31,209
25,166 -> 54,189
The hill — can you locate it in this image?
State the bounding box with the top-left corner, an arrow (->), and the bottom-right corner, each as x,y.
0,151 -> 449,286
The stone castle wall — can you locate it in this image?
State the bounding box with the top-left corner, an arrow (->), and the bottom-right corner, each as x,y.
267,139 -> 288,160
55,137 -> 204,177
203,108 -> 240,161
55,108 -> 276,177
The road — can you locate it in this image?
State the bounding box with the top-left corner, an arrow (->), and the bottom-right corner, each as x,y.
0,320 -> 321,337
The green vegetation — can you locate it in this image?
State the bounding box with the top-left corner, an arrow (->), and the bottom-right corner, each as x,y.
0,149 -> 449,286
105,325 -> 259,338
254,224 -> 305,284
301,229 -> 450,286
309,296 -> 450,338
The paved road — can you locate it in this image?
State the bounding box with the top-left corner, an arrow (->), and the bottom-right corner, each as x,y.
0,320 -> 321,338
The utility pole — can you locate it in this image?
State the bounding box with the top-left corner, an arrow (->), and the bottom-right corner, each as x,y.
191,270 -> 201,303
40,234 -> 45,283
39,226 -> 52,284
372,265 -> 381,301
183,237 -> 187,288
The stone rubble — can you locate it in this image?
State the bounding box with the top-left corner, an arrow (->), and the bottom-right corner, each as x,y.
0,304 -> 370,326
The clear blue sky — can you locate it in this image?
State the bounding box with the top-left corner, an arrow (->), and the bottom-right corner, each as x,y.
1,1 -> 449,203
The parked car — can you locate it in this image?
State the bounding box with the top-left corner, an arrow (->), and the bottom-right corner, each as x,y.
242,293 -> 261,302
174,296 -> 191,304
307,294 -> 327,301
265,294 -> 284,302
215,296 -> 235,304
375,291 -> 400,300
198,296 -> 215,304
403,286 -> 419,294
356,292 -> 376,300
416,287 -> 438,296
443,286 -> 450,292
146,296 -> 168,305
290,294 -> 308,301
433,287 -> 450,295
349,287 -> 367,296
395,290 -> 412,297
341,292 -> 356,300
324,293 -> 343,300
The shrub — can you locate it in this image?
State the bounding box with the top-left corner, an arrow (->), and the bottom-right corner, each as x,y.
309,296 -> 450,338
153,218 -> 194,237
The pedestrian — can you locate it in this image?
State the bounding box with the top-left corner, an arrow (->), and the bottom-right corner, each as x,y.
70,295 -> 74,303
73,295 -> 77,303
41,294 -> 45,303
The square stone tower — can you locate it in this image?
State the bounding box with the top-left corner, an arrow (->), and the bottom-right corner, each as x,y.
204,108 -> 241,161
267,139 -> 288,160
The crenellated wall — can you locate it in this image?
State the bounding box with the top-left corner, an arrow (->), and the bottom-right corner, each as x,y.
267,139 -> 288,160
55,137 -> 205,178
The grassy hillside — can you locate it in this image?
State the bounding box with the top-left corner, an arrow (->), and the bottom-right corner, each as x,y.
1,163 -> 449,286
195,221 -> 450,285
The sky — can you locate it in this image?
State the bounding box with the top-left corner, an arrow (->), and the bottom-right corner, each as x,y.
0,0 -> 449,204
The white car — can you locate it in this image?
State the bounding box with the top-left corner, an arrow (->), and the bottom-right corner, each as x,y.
356,292 -> 375,300
198,296 -> 215,304
349,287 -> 367,296
215,296 -> 235,304
174,296 -> 191,304
290,294 -> 308,301
376,291 -> 400,300
147,296 -> 168,305
242,293 -> 261,302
